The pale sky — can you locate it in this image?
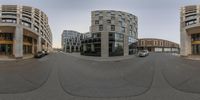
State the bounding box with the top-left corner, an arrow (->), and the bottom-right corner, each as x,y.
1,0 -> 200,48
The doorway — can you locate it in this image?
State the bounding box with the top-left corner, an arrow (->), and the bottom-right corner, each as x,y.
192,44 -> 200,55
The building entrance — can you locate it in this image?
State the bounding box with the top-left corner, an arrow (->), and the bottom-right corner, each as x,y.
192,44 -> 200,55
0,44 -> 12,55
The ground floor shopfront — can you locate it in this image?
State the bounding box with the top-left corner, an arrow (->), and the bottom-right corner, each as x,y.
192,44 -> 200,55
0,26 -> 51,58
138,47 -> 179,53
63,45 -> 81,53
191,33 -> 200,55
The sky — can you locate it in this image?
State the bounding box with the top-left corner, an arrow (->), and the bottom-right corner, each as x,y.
1,0 -> 200,48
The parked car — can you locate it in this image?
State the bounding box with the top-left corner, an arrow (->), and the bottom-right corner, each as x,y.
34,51 -> 44,58
138,50 -> 149,57
44,51 -> 49,55
42,50 -> 46,55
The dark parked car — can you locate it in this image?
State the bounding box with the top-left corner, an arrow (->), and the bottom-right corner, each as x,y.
34,51 -> 44,58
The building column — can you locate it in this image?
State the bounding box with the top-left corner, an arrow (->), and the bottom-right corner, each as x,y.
124,35 -> 129,56
45,42 -> 47,51
180,29 -> 191,56
37,36 -> 41,52
64,44 -> 66,52
78,46 -> 81,52
74,46 -> 76,52
32,38 -> 35,54
91,44 -> 95,52
101,32 -> 109,57
69,45 -> 72,53
13,26 -> 23,58
83,44 -> 86,52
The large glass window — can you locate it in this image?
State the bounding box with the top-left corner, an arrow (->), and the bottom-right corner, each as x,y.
0,33 -> 13,40
192,44 -> 200,55
109,32 -> 124,56
0,44 -> 12,55
191,33 -> 200,41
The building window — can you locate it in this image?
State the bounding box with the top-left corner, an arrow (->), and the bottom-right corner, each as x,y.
2,18 -> 16,23
185,14 -> 197,20
119,21 -> 122,26
93,33 -> 101,38
129,30 -> 133,36
95,20 -> 99,25
22,16 -> 31,22
122,18 -> 125,22
34,26 -> 39,32
185,19 -> 197,26
192,33 -> 200,41
99,25 -> 103,31
107,20 -> 111,24
95,13 -> 99,16
111,25 -> 115,31
111,16 -> 115,20
130,25 -> 133,29
0,33 -> 13,41
122,27 -> 125,32
109,33 -> 124,56
21,20 -> 31,28
99,16 -> 103,20
2,13 -> 17,17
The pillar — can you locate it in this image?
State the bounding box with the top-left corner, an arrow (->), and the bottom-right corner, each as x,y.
64,44 -> 66,52
124,34 -> 129,56
37,36 -> 41,52
13,26 -> 23,58
32,38 -> 35,54
83,44 -> 86,52
69,45 -> 72,53
180,29 -> 191,56
91,44 -> 95,52
101,32 -> 109,57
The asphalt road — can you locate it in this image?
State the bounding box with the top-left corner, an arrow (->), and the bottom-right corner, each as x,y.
0,52 -> 200,100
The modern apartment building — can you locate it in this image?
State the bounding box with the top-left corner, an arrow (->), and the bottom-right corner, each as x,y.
0,5 -> 52,58
180,5 -> 200,56
81,10 -> 138,57
138,38 -> 179,53
61,30 -> 82,53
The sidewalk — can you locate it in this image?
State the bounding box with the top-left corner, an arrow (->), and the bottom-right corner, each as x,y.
184,55 -> 200,60
61,52 -> 137,61
0,54 -> 33,61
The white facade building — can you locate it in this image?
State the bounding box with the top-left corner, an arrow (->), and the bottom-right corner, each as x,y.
180,5 -> 200,56
0,5 -> 52,58
61,30 -> 82,53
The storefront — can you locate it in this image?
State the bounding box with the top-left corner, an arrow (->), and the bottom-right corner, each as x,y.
192,44 -> 200,55
0,33 -> 13,56
191,33 -> 200,55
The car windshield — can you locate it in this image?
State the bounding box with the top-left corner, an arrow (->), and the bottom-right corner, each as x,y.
0,1 -> 200,100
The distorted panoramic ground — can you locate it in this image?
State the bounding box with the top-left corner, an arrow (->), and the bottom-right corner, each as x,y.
0,52 -> 200,100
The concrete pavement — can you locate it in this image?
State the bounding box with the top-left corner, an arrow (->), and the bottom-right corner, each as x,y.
0,53 -> 200,100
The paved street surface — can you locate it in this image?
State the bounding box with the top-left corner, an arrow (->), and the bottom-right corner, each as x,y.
0,52 -> 200,100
